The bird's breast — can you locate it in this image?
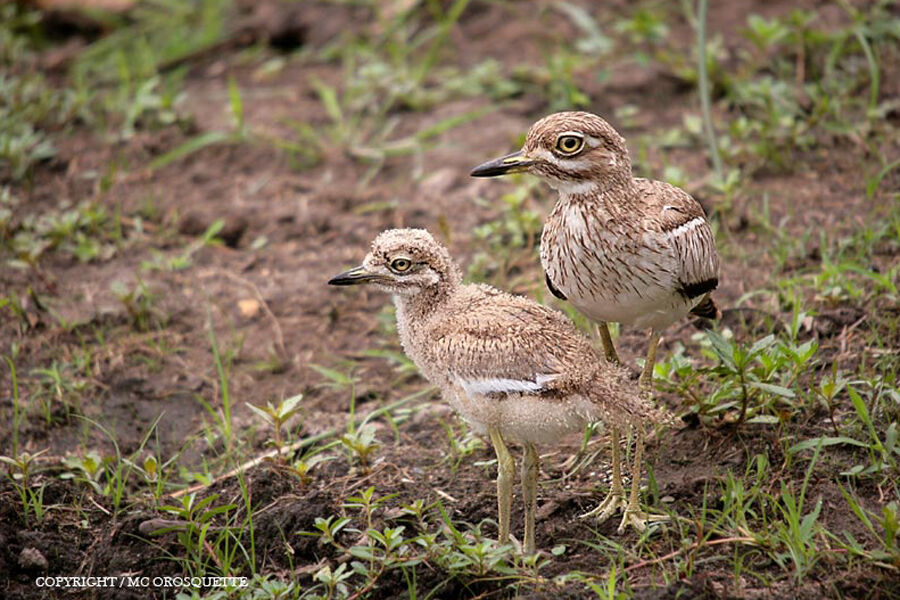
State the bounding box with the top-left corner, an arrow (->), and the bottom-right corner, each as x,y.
541,202 -> 679,325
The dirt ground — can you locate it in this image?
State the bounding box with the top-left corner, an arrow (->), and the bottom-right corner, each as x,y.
1,1 -> 899,598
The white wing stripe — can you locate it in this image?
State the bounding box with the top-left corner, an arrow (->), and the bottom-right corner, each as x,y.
457,374 -> 557,396
666,216 -> 705,239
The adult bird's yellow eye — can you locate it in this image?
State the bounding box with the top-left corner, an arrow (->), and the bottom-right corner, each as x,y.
555,134 -> 584,155
390,257 -> 412,272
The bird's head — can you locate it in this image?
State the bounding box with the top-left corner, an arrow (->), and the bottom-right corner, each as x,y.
470,111 -> 631,193
328,228 -> 461,297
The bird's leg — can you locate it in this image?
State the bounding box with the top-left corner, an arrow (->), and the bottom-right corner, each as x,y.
522,443 -> 539,555
597,322 -> 620,364
580,425 -> 626,521
639,331 -> 661,391
489,427 -> 514,546
618,424 -> 650,533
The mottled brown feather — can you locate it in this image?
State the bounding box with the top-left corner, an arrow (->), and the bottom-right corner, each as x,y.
501,112 -> 723,331
340,229 -> 667,439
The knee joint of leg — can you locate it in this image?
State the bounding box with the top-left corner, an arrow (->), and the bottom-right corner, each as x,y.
499,455 -> 515,477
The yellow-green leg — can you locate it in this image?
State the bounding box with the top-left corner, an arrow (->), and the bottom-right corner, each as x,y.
522,443 -> 539,555
597,322 -> 620,364
489,427 -> 514,546
639,331 -> 661,390
618,425 -> 650,533
580,425 -> 626,521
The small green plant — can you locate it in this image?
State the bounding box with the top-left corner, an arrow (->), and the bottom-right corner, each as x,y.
111,278 -> 163,331
790,383 -> 899,479
141,219 -> 224,271
291,446 -> 336,487
195,306 -> 237,454
440,419 -> 485,475
340,422 -> 380,472
0,448 -> 49,525
123,439 -> 181,503
4,353 -> 22,456
837,488 -> 900,567
5,200 -> 118,270
61,450 -> 107,495
31,361 -> 88,425
772,443 -> 825,580
343,486 -> 399,538
246,394 -> 303,452
469,182 -> 544,287
60,416 -> 147,513
157,492 -> 240,576
658,326 -> 819,428
312,562 -> 353,599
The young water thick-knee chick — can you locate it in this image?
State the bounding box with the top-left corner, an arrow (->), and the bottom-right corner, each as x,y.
328,228 -> 667,554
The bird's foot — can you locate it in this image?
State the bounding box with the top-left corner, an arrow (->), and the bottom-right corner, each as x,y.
579,487 -> 626,522
499,533 -> 522,554
616,502 -> 668,534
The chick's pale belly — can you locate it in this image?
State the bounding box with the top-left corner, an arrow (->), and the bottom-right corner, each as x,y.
445,388 -> 601,445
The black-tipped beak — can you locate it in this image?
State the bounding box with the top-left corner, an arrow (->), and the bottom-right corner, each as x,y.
470,150 -> 534,178
328,265 -> 379,286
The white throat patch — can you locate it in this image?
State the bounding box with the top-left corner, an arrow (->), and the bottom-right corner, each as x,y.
556,180 -> 599,196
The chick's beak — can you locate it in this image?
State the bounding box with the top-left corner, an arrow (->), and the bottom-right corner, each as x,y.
470,150 -> 534,177
328,265 -> 383,286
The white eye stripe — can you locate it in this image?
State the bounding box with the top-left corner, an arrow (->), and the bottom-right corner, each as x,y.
543,153 -> 592,170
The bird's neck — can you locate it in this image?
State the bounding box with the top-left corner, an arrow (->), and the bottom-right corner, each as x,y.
392,280 -> 457,325
392,281 -> 456,365
555,173 -> 638,215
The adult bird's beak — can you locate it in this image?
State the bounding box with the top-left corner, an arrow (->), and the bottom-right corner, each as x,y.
328,265 -> 382,286
470,150 -> 534,177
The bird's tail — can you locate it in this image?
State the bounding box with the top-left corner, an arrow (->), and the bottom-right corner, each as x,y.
690,294 -> 720,320
588,364 -> 678,429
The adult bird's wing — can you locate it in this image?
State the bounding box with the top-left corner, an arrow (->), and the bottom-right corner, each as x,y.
646,181 -> 720,301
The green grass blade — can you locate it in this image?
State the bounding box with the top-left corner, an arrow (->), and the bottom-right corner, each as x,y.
148,131 -> 233,171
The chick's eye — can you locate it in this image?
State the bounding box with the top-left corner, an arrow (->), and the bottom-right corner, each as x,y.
390,258 -> 412,272
556,135 -> 584,155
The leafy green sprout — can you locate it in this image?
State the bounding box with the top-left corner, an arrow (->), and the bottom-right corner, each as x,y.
111,278 -> 162,331
700,330 -> 815,426
246,394 -> 303,452
790,383 -> 899,480
836,486 -> 900,566
772,441 -> 826,581
291,446 -> 337,487
141,219 -> 224,272
156,492 -> 239,575
439,419 -> 485,475
31,361 -> 88,425
0,448 -> 50,526
340,423 -> 380,472
60,450 -> 107,495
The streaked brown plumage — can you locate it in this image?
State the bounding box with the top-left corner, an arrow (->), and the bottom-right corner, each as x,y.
471,111 -> 720,352
328,228 -> 666,553
471,111 -> 719,530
